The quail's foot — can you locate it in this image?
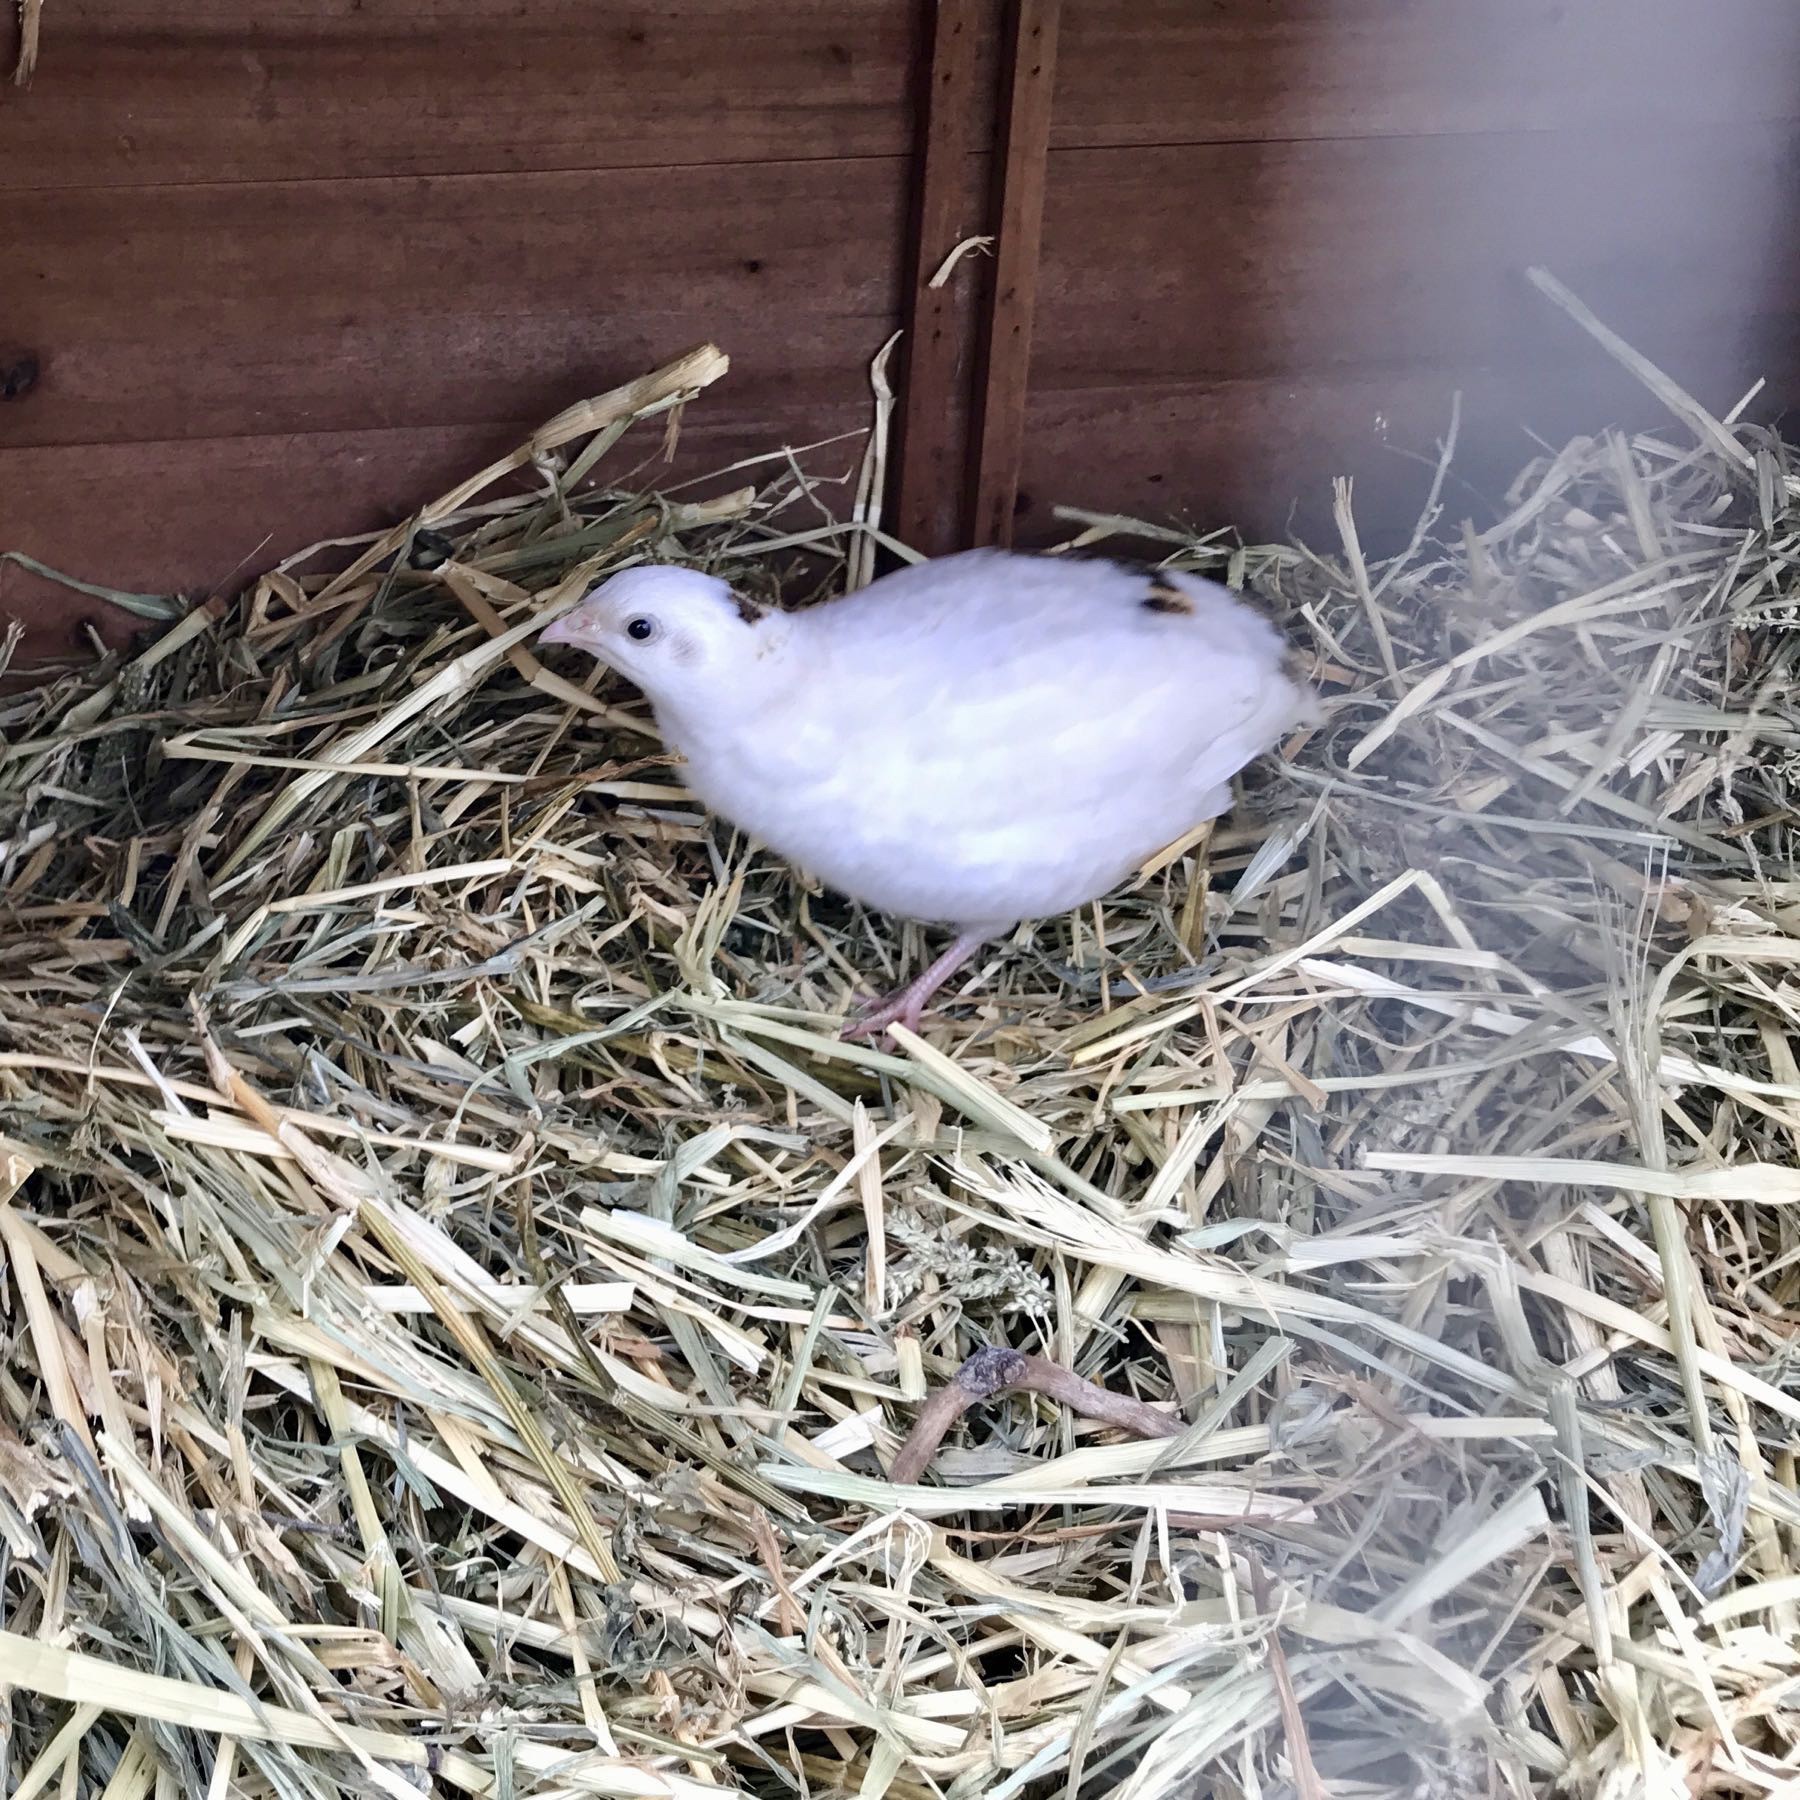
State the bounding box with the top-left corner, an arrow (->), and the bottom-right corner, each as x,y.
841,932 -> 986,1040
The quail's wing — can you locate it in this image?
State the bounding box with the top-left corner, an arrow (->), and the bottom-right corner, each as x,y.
795,553 -> 1300,829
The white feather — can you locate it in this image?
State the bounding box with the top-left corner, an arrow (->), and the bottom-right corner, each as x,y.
549,550 -> 1315,935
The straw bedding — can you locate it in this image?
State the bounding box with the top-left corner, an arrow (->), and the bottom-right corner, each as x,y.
1,284 -> 1797,1799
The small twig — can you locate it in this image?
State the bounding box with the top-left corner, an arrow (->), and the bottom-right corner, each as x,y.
745,1506 -> 807,1636
927,234 -> 994,288
1044,957 -> 1220,997
12,0 -> 42,86
889,1346 -> 1180,1485
1250,1554 -> 1328,1800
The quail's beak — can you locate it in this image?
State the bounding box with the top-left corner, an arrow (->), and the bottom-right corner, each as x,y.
537,612 -> 577,647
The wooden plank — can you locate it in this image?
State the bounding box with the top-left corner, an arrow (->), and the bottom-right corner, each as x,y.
0,158 -> 905,452
1012,348 -> 1800,549
0,1 -> 919,189
889,0 -> 997,557
1052,0 -> 1800,147
1020,119 -> 1800,541
967,0 -> 1060,549
1029,127 -> 1800,389
0,403 -> 872,659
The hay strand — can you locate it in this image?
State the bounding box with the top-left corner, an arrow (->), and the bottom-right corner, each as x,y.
3,300 -> 1798,1796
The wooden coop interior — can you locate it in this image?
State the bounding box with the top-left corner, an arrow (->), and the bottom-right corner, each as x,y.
4,0 -> 1800,660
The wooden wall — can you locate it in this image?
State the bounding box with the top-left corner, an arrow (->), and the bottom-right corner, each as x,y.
6,1 -> 1800,658
0,1 -> 921,651
1015,0 -> 1800,543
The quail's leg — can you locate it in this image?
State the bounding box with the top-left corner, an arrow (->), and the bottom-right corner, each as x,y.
842,932 -> 987,1040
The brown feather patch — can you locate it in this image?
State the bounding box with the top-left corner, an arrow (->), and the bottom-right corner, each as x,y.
1142,580 -> 1194,616
732,592 -> 769,625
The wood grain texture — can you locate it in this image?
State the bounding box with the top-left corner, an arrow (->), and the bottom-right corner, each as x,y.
1,159 -> 904,451
1013,350 -> 1800,549
1021,111 -> 1800,539
968,0 -> 1059,549
891,0 -> 998,557
9,0 -> 1800,648
0,1 -> 919,189
1031,126 -> 1800,386
0,402 -> 871,659
1053,0 -> 1800,146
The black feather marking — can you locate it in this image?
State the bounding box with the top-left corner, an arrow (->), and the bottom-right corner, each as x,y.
1141,580 -> 1194,617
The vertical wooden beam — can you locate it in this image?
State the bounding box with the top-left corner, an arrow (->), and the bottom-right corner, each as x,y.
967,0 -> 1060,549
890,0 -> 993,558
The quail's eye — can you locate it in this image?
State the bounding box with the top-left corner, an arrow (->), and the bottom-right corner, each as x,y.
626,617 -> 656,642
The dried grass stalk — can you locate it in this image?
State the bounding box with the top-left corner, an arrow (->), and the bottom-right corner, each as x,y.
2,306 -> 1797,1798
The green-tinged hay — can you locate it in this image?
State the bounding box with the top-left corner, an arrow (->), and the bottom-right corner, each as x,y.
0,307 -> 1797,1800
